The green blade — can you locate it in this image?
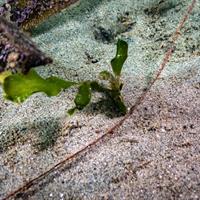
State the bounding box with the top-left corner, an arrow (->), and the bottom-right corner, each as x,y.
3,69 -> 76,103
111,39 -> 128,76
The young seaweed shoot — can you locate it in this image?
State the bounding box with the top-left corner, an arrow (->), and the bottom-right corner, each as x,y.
1,39 -> 128,115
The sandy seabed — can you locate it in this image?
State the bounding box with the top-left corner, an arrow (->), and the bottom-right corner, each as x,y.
0,0 -> 200,199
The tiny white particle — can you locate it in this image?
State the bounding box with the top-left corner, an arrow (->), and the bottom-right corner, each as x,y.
60,193 -> 64,198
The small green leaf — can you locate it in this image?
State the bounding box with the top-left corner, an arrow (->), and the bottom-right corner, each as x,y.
0,71 -> 12,84
67,108 -> 77,116
68,82 -> 92,115
99,70 -> 114,81
74,82 -> 91,110
111,39 -> 128,76
3,69 -> 76,103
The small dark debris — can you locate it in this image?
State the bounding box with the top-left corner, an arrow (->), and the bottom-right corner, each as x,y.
174,142 -> 192,148
120,138 -> 139,144
117,12 -> 135,33
148,127 -> 157,132
93,12 -> 135,44
93,26 -> 115,44
15,192 -> 25,199
183,125 -> 187,130
111,176 -> 121,184
164,126 -> 173,131
190,124 -> 194,129
144,0 -> 178,16
85,52 -> 99,64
